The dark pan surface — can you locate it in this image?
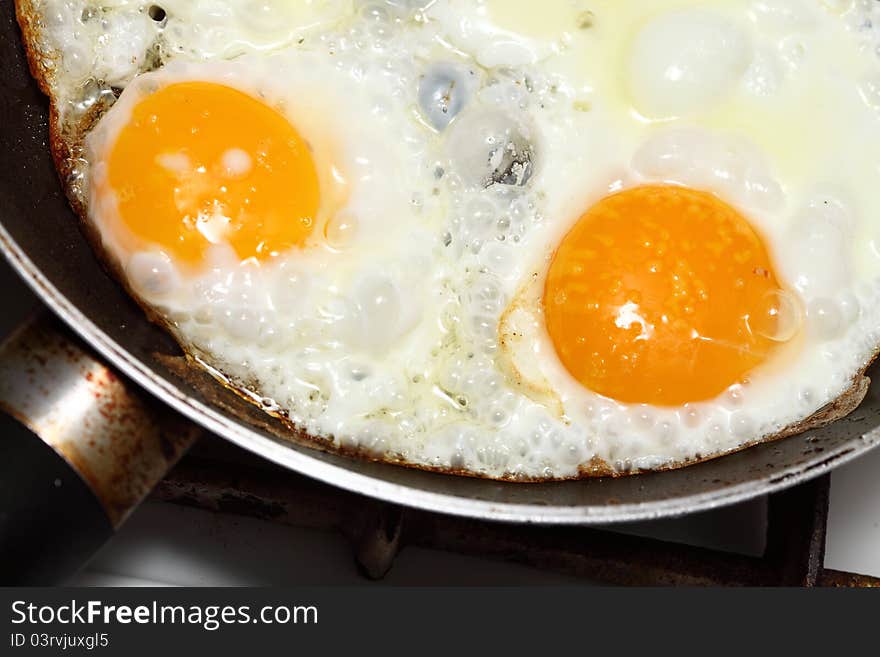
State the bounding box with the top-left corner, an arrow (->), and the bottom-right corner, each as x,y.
2,3 -> 879,523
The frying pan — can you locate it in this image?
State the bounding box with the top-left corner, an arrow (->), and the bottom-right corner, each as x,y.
2,2 -> 879,584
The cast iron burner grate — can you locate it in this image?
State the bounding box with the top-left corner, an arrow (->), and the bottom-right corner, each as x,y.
151,437 -> 879,587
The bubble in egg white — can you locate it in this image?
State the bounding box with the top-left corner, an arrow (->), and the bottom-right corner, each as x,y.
256,322 -> 280,349
342,275 -> 406,353
359,1 -> 393,22
445,106 -> 537,189
481,242 -> 518,277
324,210 -> 359,248
359,3 -> 397,42
807,298 -> 847,341
742,173 -> 785,212
719,386 -> 744,415
464,197 -> 497,235
126,251 -> 178,299
748,289 -> 804,343
468,275 -> 506,316
417,62 -> 479,130
784,198 -> 854,299
232,1 -> 315,41
838,292 -> 862,325
632,127 -> 784,212
627,10 -> 752,118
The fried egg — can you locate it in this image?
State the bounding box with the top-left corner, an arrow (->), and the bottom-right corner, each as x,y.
17,0 -> 880,479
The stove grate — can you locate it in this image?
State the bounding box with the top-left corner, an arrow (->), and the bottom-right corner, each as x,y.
151,439 -> 879,587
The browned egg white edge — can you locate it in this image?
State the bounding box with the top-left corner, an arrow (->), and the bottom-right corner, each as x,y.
13,0 -> 877,482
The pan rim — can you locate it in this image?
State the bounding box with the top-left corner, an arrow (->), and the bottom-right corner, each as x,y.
2,223 -> 880,524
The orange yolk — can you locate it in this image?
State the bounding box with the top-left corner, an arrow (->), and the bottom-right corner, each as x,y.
543,185 -> 794,407
106,81 -> 320,264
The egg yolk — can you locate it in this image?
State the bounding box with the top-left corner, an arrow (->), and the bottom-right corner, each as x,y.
543,185 -> 795,406
106,81 -> 320,264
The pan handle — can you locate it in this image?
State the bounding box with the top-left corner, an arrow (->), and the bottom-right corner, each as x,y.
0,314 -> 200,584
